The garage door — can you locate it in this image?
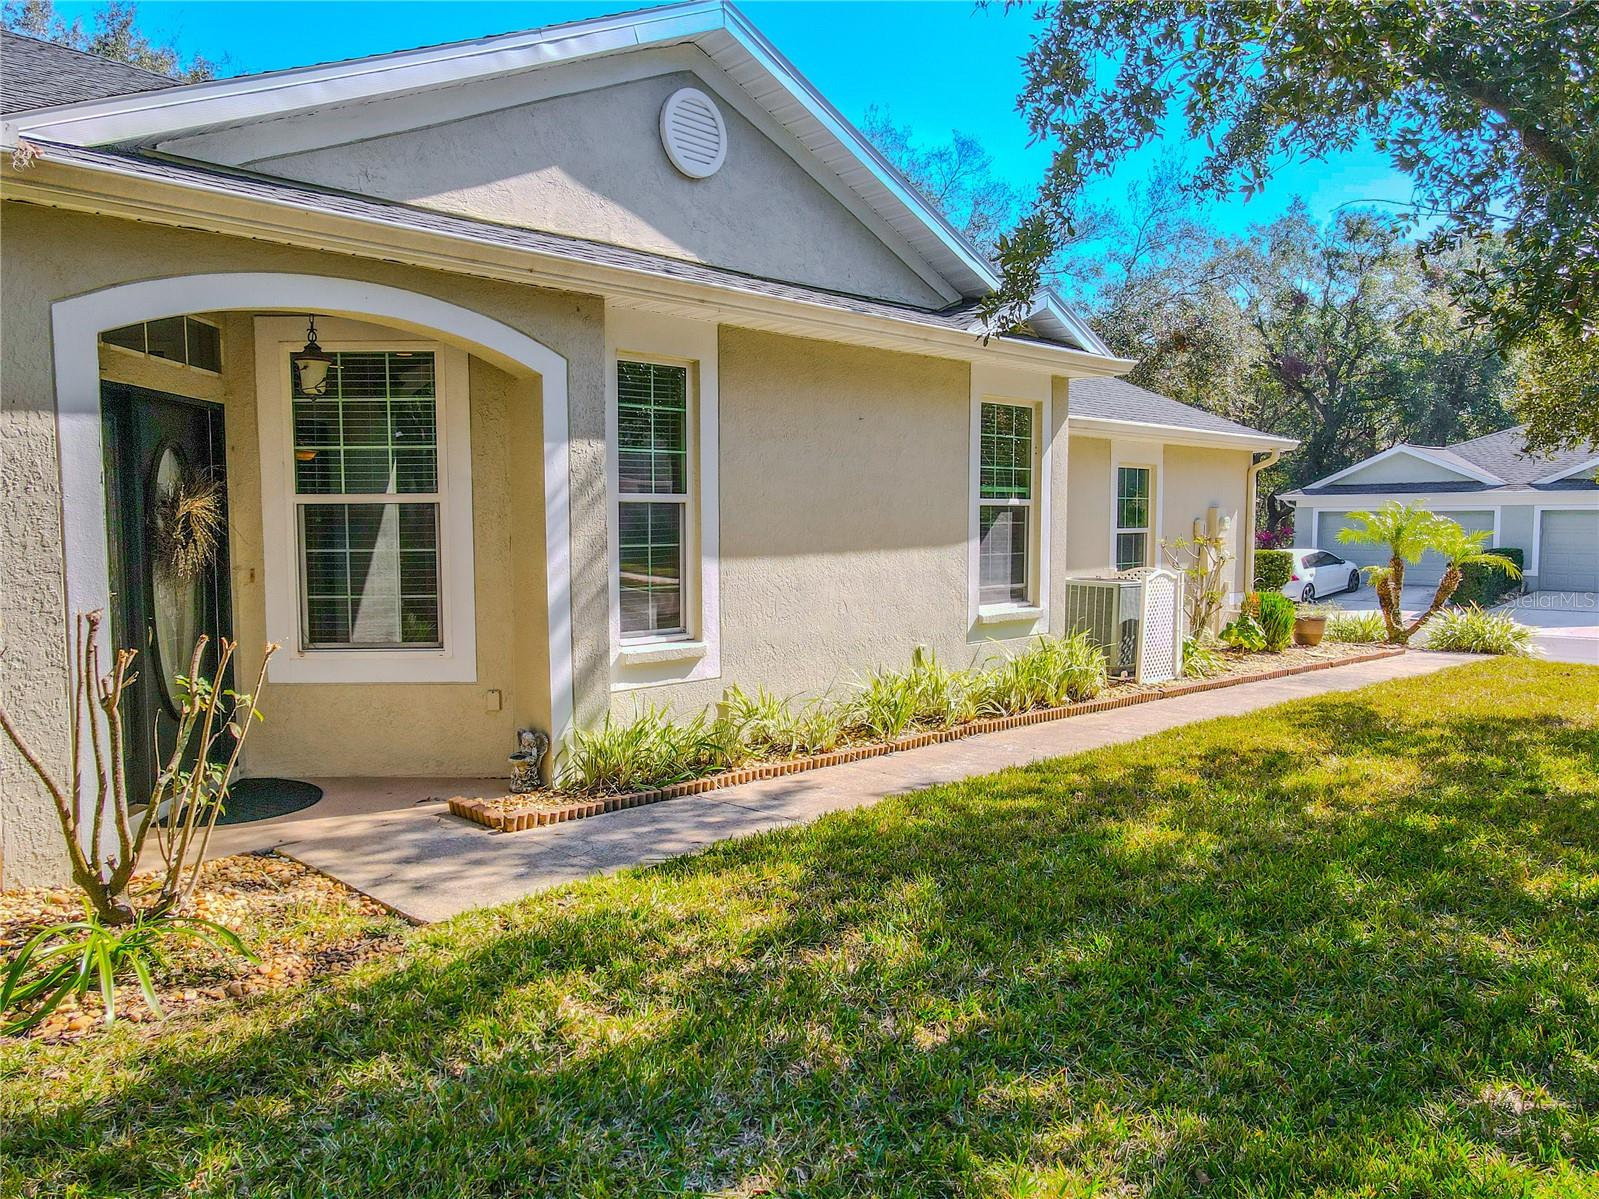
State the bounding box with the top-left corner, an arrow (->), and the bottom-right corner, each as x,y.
1317,509 -> 1497,585
1537,510 -> 1599,592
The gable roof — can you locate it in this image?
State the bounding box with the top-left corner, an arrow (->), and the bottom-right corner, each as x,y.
1286,425 -> 1599,499
0,0 -> 1108,356
1066,376 -> 1297,451
0,29 -> 176,113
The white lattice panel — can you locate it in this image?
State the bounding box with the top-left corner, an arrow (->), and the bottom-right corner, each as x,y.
1139,571 -> 1180,683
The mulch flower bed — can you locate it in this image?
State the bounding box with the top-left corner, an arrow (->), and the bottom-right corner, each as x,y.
0,853 -> 405,1043
451,642 -> 1406,833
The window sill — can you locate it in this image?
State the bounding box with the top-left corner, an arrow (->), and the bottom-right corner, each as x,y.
976,604 -> 1045,626
619,638 -> 708,665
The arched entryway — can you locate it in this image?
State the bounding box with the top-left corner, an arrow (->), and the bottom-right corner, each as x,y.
51,273 -> 575,759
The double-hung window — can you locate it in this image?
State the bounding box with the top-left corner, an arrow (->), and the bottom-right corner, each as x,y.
292,349 -> 442,649
977,401 -> 1035,606
1115,465 -> 1152,570
616,359 -> 690,638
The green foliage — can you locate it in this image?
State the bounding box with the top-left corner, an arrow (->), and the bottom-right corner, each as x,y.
558,706 -> 739,794
10,663 -> 1596,1193
1256,591 -> 1296,652
1182,635 -> 1226,678
974,633 -> 1107,715
720,686 -> 845,758
1219,613 -> 1267,651
1425,605 -> 1537,656
1453,547 -> 1525,608
997,1 -> 1597,452
1,0 -> 217,79
1325,611 -> 1388,644
2,912 -> 250,1034
1253,548 -> 1292,593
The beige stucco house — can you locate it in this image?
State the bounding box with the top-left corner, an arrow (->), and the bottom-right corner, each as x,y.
0,1 -> 1294,886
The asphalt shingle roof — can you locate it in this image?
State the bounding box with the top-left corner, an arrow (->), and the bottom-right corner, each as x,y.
1441,425 -> 1595,485
1067,375 -> 1285,442
23,140 -> 1030,342
1292,425 -> 1597,496
1,30 -> 176,114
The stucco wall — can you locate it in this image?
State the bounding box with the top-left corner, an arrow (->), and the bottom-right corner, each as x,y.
251,67 -> 945,309
1065,434 -> 1252,595
1337,453 -> 1475,487
607,329 -> 1060,717
1161,444 -> 1253,597
0,202 -> 606,886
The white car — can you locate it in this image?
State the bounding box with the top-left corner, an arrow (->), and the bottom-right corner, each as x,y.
1283,548 -> 1363,602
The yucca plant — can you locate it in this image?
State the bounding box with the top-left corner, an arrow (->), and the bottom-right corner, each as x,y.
1424,605 -> 1537,656
2,912 -> 251,1035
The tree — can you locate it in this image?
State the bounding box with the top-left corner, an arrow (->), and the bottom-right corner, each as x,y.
997,1 -> 1599,452
1336,502 -> 1520,643
2,0 -> 216,80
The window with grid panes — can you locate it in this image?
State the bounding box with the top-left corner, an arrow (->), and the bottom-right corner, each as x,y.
1114,465 -> 1152,570
978,401 -> 1034,605
617,360 -> 689,637
292,350 -> 442,648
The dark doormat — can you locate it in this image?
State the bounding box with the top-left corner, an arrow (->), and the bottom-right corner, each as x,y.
217,778 -> 324,825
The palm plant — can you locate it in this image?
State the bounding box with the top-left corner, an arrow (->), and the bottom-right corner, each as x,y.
1337,503 -> 1520,644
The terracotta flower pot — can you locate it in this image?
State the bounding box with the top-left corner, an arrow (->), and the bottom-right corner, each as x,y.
1293,615 -> 1327,646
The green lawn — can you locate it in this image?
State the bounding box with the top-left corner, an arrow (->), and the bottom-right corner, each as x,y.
5,659 -> 1599,1197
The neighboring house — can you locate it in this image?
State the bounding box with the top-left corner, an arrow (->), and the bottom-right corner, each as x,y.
0,2 -> 1292,887
1282,426 -> 1599,591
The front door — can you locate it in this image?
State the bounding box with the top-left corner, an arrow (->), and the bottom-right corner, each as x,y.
102,383 -> 234,799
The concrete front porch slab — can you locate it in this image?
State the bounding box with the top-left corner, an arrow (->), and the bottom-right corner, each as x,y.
237,651 -> 1484,922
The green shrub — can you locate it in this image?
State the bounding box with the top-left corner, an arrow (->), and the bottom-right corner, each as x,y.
721,685 -> 845,757
1182,635 -> 1227,678
1324,610 -> 1386,643
976,633 -> 1106,716
1254,549 -> 1292,593
1220,614 -> 1267,651
1451,547 -> 1524,607
559,705 -> 738,792
1257,591 -> 1296,651
1425,605 -> 1536,655
848,667 -> 924,741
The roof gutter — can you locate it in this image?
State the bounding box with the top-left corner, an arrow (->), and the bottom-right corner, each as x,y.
1068,413 -> 1298,453
3,153 -> 1134,378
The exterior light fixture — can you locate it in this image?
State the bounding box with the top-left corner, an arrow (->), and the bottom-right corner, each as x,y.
290,315 -> 333,397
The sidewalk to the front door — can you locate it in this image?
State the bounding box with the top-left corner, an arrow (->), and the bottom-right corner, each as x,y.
237,650 -> 1484,922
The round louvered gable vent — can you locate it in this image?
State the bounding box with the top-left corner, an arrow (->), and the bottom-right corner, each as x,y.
660,87 -> 727,179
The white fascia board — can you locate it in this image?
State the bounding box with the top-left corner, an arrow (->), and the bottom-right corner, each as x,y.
1534,453 -> 1599,484
0,0 -> 1007,308
1068,414 -> 1298,453
6,158 -> 1128,377
0,1 -> 727,146
1307,443 -> 1503,489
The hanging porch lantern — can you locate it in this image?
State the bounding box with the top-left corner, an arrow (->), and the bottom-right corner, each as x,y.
290,315 -> 333,397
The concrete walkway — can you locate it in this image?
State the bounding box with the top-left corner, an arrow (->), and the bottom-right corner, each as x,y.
246,651 -> 1481,922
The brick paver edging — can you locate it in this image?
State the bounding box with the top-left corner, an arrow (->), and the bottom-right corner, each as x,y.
450,646 -> 1408,833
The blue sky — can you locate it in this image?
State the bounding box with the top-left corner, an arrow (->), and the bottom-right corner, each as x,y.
55,0 -> 1420,239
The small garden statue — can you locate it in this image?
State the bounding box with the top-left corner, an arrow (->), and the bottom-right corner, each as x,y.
508,727 -> 550,794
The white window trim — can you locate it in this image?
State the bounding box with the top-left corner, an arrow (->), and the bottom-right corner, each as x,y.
968,364 -> 1052,635
1111,443 -> 1161,571
254,315 -> 477,683
605,305 -> 721,690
